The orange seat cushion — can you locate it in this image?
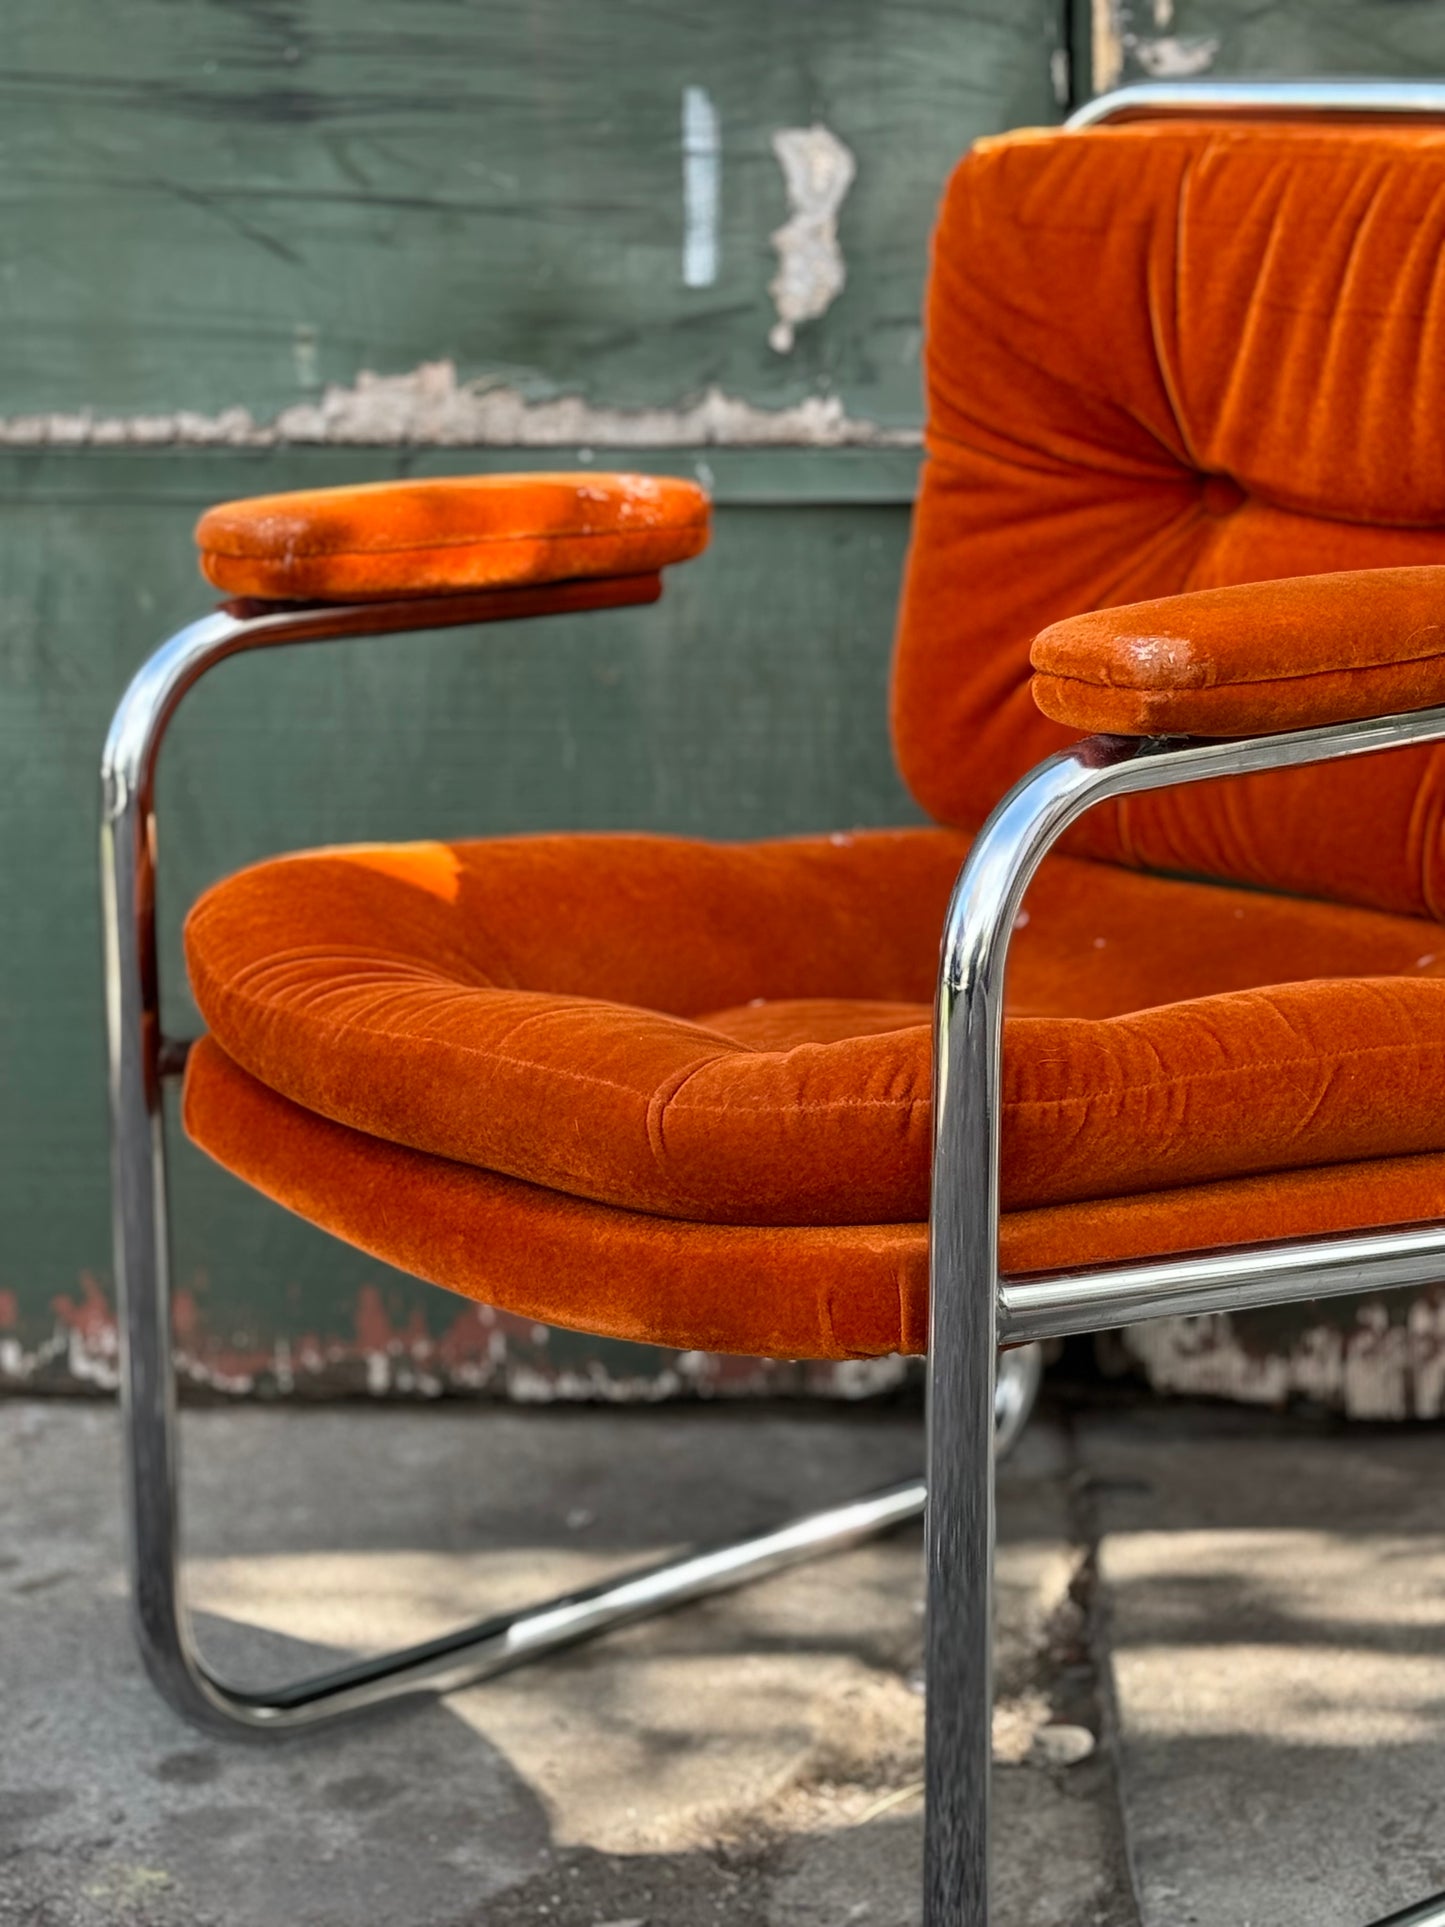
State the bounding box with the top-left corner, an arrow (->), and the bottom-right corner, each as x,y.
185,1036 -> 1445,1360
184,829 -> 1445,1229
195,472 -> 710,602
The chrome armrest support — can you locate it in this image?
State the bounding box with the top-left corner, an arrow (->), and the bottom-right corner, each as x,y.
100,583 -> 650,1074
98,588 -> 667,1733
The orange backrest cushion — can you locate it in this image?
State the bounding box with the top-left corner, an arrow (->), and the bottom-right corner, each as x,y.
893,122 -> 1445,918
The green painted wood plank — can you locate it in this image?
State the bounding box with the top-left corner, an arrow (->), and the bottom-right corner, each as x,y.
0,0 -> 1065,433
1098,0 -> 1445,93
0,445 -> 923,507
0,450 -> 920,1375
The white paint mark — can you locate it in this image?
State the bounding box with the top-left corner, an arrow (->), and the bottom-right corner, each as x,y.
292,323 -> 319,389
681,85 -> 720,289
767,124 -> 856,354
1092,0 -> 1216,87
1050,47 -> 1071,110
0,358 -> 916,448
1132,33 -> 1220,78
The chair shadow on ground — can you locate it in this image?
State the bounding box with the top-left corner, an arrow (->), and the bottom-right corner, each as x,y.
4,1397 -> 951,1927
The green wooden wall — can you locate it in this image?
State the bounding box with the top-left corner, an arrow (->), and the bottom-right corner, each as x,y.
5,0 -> 1445,1405
0,2 -> 1061,1395
1090,0 -> 1445,94
2,1 -> 1066,431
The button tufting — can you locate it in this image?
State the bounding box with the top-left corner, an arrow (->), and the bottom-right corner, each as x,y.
1200,474 -> 1247,516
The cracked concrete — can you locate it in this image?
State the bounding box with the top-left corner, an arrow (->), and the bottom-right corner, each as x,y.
10,1377 -> 1445,1924
0,1397 -> 1131,1927
1077,1396 -> 1445,1926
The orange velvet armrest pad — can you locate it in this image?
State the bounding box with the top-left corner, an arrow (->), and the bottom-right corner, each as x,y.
195,471 -> 711,602
1031,567 -> 1445,737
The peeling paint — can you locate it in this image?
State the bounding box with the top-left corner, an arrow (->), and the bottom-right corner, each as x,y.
1131,34 -> 1220,79
19,1275 -> 1445,1418
1121,1291 -> 1445,1421
681,84 -> 721,290
0,359 -> 913,449
1092,0 -> 1126,97
767,125 -> 857,355
1091,0 -> 1217,88
0,1275 -> 915,1403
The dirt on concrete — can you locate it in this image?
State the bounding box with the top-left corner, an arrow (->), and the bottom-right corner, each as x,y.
0,1396 -> 1137,1927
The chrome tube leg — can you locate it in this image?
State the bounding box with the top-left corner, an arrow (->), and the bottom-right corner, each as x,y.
922,1150 -> 997,1925
1371,1896 -> 1445,1926
920,754 -> 1104,1925
922,873 -> 1012,1925
99,615 -> 932,1740
102,767 -> 216,1728
102,763 -> 930,1735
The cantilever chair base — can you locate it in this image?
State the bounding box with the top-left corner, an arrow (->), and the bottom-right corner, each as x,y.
99,592 -> 1038,1742
138,1466 -> 931,1739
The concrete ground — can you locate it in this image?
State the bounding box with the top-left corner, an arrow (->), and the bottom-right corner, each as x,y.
2,1387 -> 1444,1926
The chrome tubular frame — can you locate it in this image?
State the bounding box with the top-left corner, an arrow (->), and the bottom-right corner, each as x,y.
1068,78 -> 1445,131
105,603 -> 1445,1926
101,594 -> 947,1735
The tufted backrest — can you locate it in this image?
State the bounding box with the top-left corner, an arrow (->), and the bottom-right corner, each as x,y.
892,120 -> 1445,920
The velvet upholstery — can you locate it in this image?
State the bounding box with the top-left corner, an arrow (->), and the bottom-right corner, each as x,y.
184,830 -> 1445,1228
196,472 -> 710,601
185,1037 -> 1445,1360
180,119 -> 1445,1358
893,123 -> 1445,918
1032,567 -> 1445,737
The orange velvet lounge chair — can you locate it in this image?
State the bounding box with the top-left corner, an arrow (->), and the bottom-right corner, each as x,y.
102,81 -> 1445,1927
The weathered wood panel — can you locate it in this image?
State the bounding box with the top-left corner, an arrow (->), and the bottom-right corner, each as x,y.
2,1 -> 1065,438
1092,0 -> 1445,95
0,2 -> 1071,1395
0,446 -> 924,1393
0,1 -> 1067,1393
18,2 -> 1444,1407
